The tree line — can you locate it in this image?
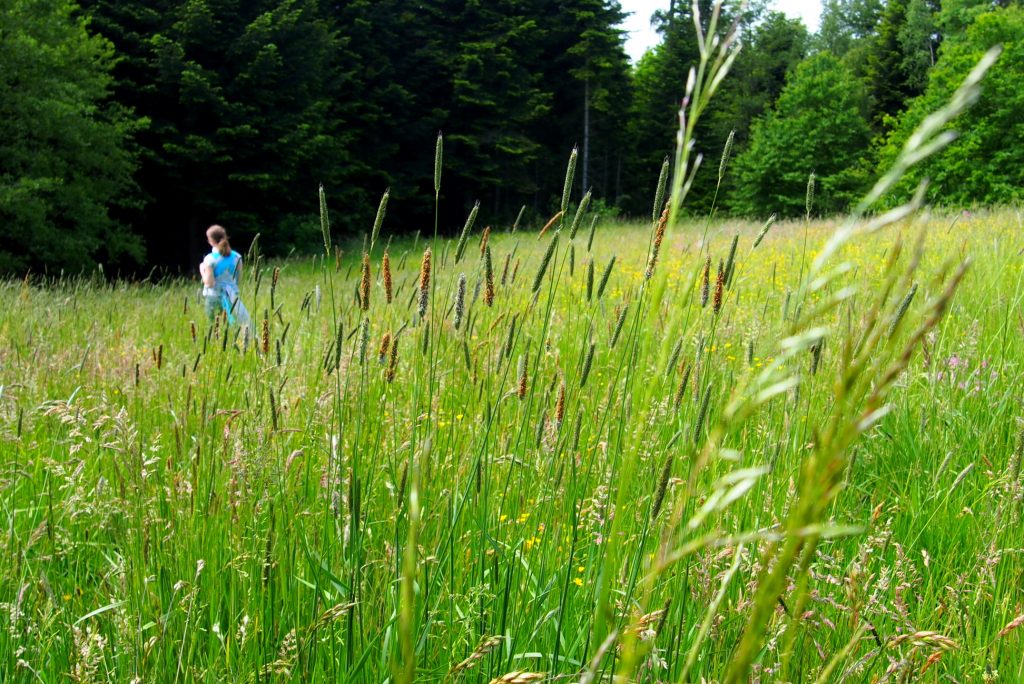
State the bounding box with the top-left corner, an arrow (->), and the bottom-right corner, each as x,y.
1,0 -> 1020,274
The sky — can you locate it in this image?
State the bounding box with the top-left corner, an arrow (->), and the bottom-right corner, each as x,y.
620,0 -> 823,63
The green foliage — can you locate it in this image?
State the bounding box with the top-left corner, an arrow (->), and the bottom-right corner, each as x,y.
0,0 -> 143,274
877,5 -> 1024,206
900,0 -> 941,92
731,53 -> 873,217
815,0 -> 884,76
624,4 -> 813,217
78,0 -> 358,262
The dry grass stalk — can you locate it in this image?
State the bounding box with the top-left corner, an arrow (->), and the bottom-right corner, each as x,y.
888,630 -> 958,650
538,211 -> 563,240
998,613 -> 1024,637
488,672 -> 546,684
450,635 -> 503,675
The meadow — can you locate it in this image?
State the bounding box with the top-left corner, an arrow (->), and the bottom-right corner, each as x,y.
2,25 -> 1023,682
1,190 -> 1023,682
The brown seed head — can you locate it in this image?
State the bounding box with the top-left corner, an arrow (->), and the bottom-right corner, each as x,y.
555,381 -> 566,426
386,334 -> 399,383
480,226 -> 491,257
418,248 -> 432,318
538,211 -> 563,239
713,260 -> 725,314
359,252 -> 371,311
645,207 -> 669,280
382,251 -> 393,304
484,245 -> 495,307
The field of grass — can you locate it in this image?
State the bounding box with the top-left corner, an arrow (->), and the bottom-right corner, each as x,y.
2,195 -> 1023,681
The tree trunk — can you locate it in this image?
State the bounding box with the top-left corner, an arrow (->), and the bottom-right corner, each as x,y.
582,77 -> 590,194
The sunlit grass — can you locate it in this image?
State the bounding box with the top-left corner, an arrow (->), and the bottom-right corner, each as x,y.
1,203 -> 1022,682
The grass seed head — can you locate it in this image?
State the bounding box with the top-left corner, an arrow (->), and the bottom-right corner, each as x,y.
713,259 -> 725,314
586,258 -> 595,302
454,274 -> 467,330
360,252 -> 371,312
611,301 -> 629,348
555,380 -> 566,427
372,188 -> 389,250
359,318 -> 369,365
418,248 -> 432,318
434,132 -> 443,194
580,342 -> 596,388
489,673 -> 546,684
386,334 -> 400,383
674,362 -> 692,410
480,226 -> 491,256
694,383 -> 712,444
455,202 -> 480,264
596,255 -> 616,301
653,156 -> 669,223
700,256 -> 711,308
517,355 -> 528,399
719,129 -> 735,183
484,245 -> 495,307
319,183 -> 331,255
646,207 -> 669,280
651,451 -> 674,519
752,213 -> 777,249
569,190 -> 592,240
532,234 -> 559,294
561,146 -> 578,214
724,234 -> 739,287
382,251 -> 393,304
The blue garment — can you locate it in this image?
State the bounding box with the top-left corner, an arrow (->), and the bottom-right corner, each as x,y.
205,250 -> 251,327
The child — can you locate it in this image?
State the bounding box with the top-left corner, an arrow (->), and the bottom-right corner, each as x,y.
199,225 -> 251,329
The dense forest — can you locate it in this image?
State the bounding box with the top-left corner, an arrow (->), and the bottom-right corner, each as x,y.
1,0 -> 1021,273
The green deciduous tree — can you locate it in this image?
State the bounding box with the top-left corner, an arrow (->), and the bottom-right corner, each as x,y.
0,0 -> 142,274
877,4 -> 1024,206
731,53 -> 873,217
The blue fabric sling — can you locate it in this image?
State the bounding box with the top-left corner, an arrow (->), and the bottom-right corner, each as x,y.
209,251 -> 241,324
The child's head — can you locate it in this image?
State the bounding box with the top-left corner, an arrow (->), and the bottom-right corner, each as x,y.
206,225 -> 231,256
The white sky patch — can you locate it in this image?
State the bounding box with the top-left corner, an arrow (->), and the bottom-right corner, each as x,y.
620,0 -> 823,63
